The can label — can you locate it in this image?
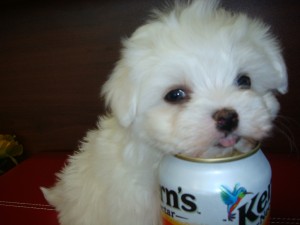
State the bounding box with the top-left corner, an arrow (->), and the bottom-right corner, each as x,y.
159,149 -> 271,225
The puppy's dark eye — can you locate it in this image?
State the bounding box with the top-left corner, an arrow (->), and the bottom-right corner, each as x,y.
164,89 -> 188,103
236,73 -> 251,89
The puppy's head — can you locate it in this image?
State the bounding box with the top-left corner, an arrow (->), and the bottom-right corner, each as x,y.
102,0 -> 287,158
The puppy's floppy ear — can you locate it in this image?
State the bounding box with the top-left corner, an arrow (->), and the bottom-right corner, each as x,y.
267,45 -> 288,94
260,36 -> 288,94
101,61 -> 138,127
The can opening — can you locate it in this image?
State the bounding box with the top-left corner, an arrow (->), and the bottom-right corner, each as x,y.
176,142 -> 261,163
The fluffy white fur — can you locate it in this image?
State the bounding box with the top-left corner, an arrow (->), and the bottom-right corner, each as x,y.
42,1 -> 288,225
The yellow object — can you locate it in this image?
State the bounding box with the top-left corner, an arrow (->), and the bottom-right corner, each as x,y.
0,135 -> 23,165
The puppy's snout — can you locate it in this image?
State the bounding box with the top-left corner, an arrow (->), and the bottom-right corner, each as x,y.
213,108 -> 239,133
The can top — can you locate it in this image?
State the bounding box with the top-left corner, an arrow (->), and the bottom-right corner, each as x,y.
176,142 -> 261,163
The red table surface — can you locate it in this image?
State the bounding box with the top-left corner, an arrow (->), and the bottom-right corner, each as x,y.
0,152 -> 299,225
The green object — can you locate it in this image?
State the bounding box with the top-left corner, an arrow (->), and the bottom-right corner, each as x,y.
0,135 -> 23,173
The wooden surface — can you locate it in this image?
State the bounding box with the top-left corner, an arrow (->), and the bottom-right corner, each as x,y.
0,0 -> 299,155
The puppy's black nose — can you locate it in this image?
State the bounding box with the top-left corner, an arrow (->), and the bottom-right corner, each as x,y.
213,108 -> 239,133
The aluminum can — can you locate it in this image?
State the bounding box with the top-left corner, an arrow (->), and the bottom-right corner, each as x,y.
159,145 -> 271,225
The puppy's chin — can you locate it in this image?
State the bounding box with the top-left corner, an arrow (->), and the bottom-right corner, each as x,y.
186,137 -> 258,159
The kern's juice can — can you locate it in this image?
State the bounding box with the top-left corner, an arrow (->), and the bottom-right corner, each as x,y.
159,145 -> 271,225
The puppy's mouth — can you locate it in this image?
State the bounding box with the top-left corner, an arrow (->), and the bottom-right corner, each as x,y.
216,134 -> 240,148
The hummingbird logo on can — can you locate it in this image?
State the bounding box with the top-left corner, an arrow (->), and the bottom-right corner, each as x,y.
220,183 -> 252,221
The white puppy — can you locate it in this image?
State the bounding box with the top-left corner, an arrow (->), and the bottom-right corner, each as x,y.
42,1 -> 288,225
